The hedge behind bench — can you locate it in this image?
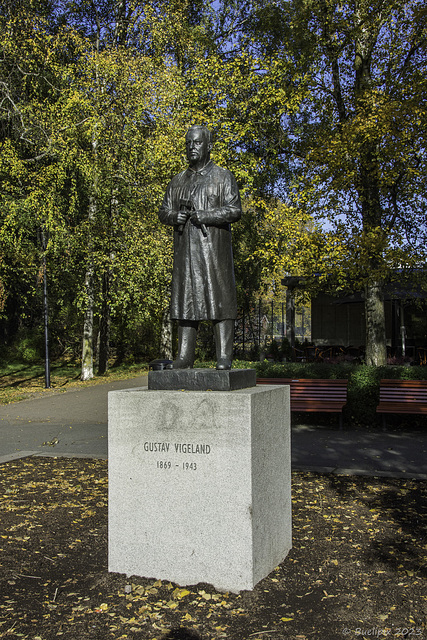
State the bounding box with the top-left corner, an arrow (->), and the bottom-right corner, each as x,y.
213,360 -> 427,429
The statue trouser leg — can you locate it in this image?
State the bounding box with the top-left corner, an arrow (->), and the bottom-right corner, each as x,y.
173,320 -> 198,369
213,319 -> 234,370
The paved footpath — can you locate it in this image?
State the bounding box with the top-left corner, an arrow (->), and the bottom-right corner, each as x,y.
0,377 -> 426,479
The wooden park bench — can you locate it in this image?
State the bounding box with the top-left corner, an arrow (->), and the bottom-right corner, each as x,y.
376,379 -> 427,428
256,378 -> 348,429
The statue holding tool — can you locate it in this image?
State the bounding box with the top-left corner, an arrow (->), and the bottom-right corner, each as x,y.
158,126 -> 242,370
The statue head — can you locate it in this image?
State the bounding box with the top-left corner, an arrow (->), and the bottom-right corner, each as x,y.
185,125 -> 213,171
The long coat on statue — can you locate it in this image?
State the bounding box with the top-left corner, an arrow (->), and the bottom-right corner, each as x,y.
159,161 -> 242,321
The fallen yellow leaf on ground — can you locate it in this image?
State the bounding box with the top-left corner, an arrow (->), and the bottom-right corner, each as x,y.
172,587 -> 191,599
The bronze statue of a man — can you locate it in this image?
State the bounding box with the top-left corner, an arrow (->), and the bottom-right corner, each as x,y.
159,125 -> 242,370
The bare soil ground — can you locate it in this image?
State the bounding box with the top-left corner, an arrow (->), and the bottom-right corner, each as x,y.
1,457 -> 426,640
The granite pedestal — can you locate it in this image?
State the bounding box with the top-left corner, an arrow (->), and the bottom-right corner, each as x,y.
108,382 -> 291,593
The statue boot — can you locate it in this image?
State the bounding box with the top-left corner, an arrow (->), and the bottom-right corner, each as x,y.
172,321 -> 198,369
214,319 -> 234,370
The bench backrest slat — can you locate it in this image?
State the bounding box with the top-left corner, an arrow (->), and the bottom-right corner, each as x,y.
379,379 -> 427,403
256,378 -> 348,402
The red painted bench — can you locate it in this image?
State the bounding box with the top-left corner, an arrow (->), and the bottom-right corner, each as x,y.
376,379 -> 427,428
256,378 -> 348,429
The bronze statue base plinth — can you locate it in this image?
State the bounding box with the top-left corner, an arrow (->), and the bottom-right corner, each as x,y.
148,368 -> 256,391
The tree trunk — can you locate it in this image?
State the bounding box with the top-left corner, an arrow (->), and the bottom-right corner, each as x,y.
81,14 -> 101,382
286,286 -> 296,353
98,270 -> 110,374
364,281 -> 387,366
81,264 -> 94,380
354,10 -> 387,367
81,176 -> 97,380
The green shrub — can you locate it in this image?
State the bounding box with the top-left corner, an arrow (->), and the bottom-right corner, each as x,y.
7,329 -> 44,364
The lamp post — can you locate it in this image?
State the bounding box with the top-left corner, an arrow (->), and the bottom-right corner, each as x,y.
41,229 -> 51,389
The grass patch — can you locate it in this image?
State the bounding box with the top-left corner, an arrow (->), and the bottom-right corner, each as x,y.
0,359 -> 149,405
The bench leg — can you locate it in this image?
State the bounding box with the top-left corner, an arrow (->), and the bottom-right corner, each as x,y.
339,414 -> 343,430
382,414 -> 386,431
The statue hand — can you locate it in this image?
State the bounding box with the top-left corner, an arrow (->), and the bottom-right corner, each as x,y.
177,211 -> 189,225
190,210 -> 206,224
189,211 -> 209,236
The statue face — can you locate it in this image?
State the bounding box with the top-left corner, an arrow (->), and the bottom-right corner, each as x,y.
185,128 -> 212,169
